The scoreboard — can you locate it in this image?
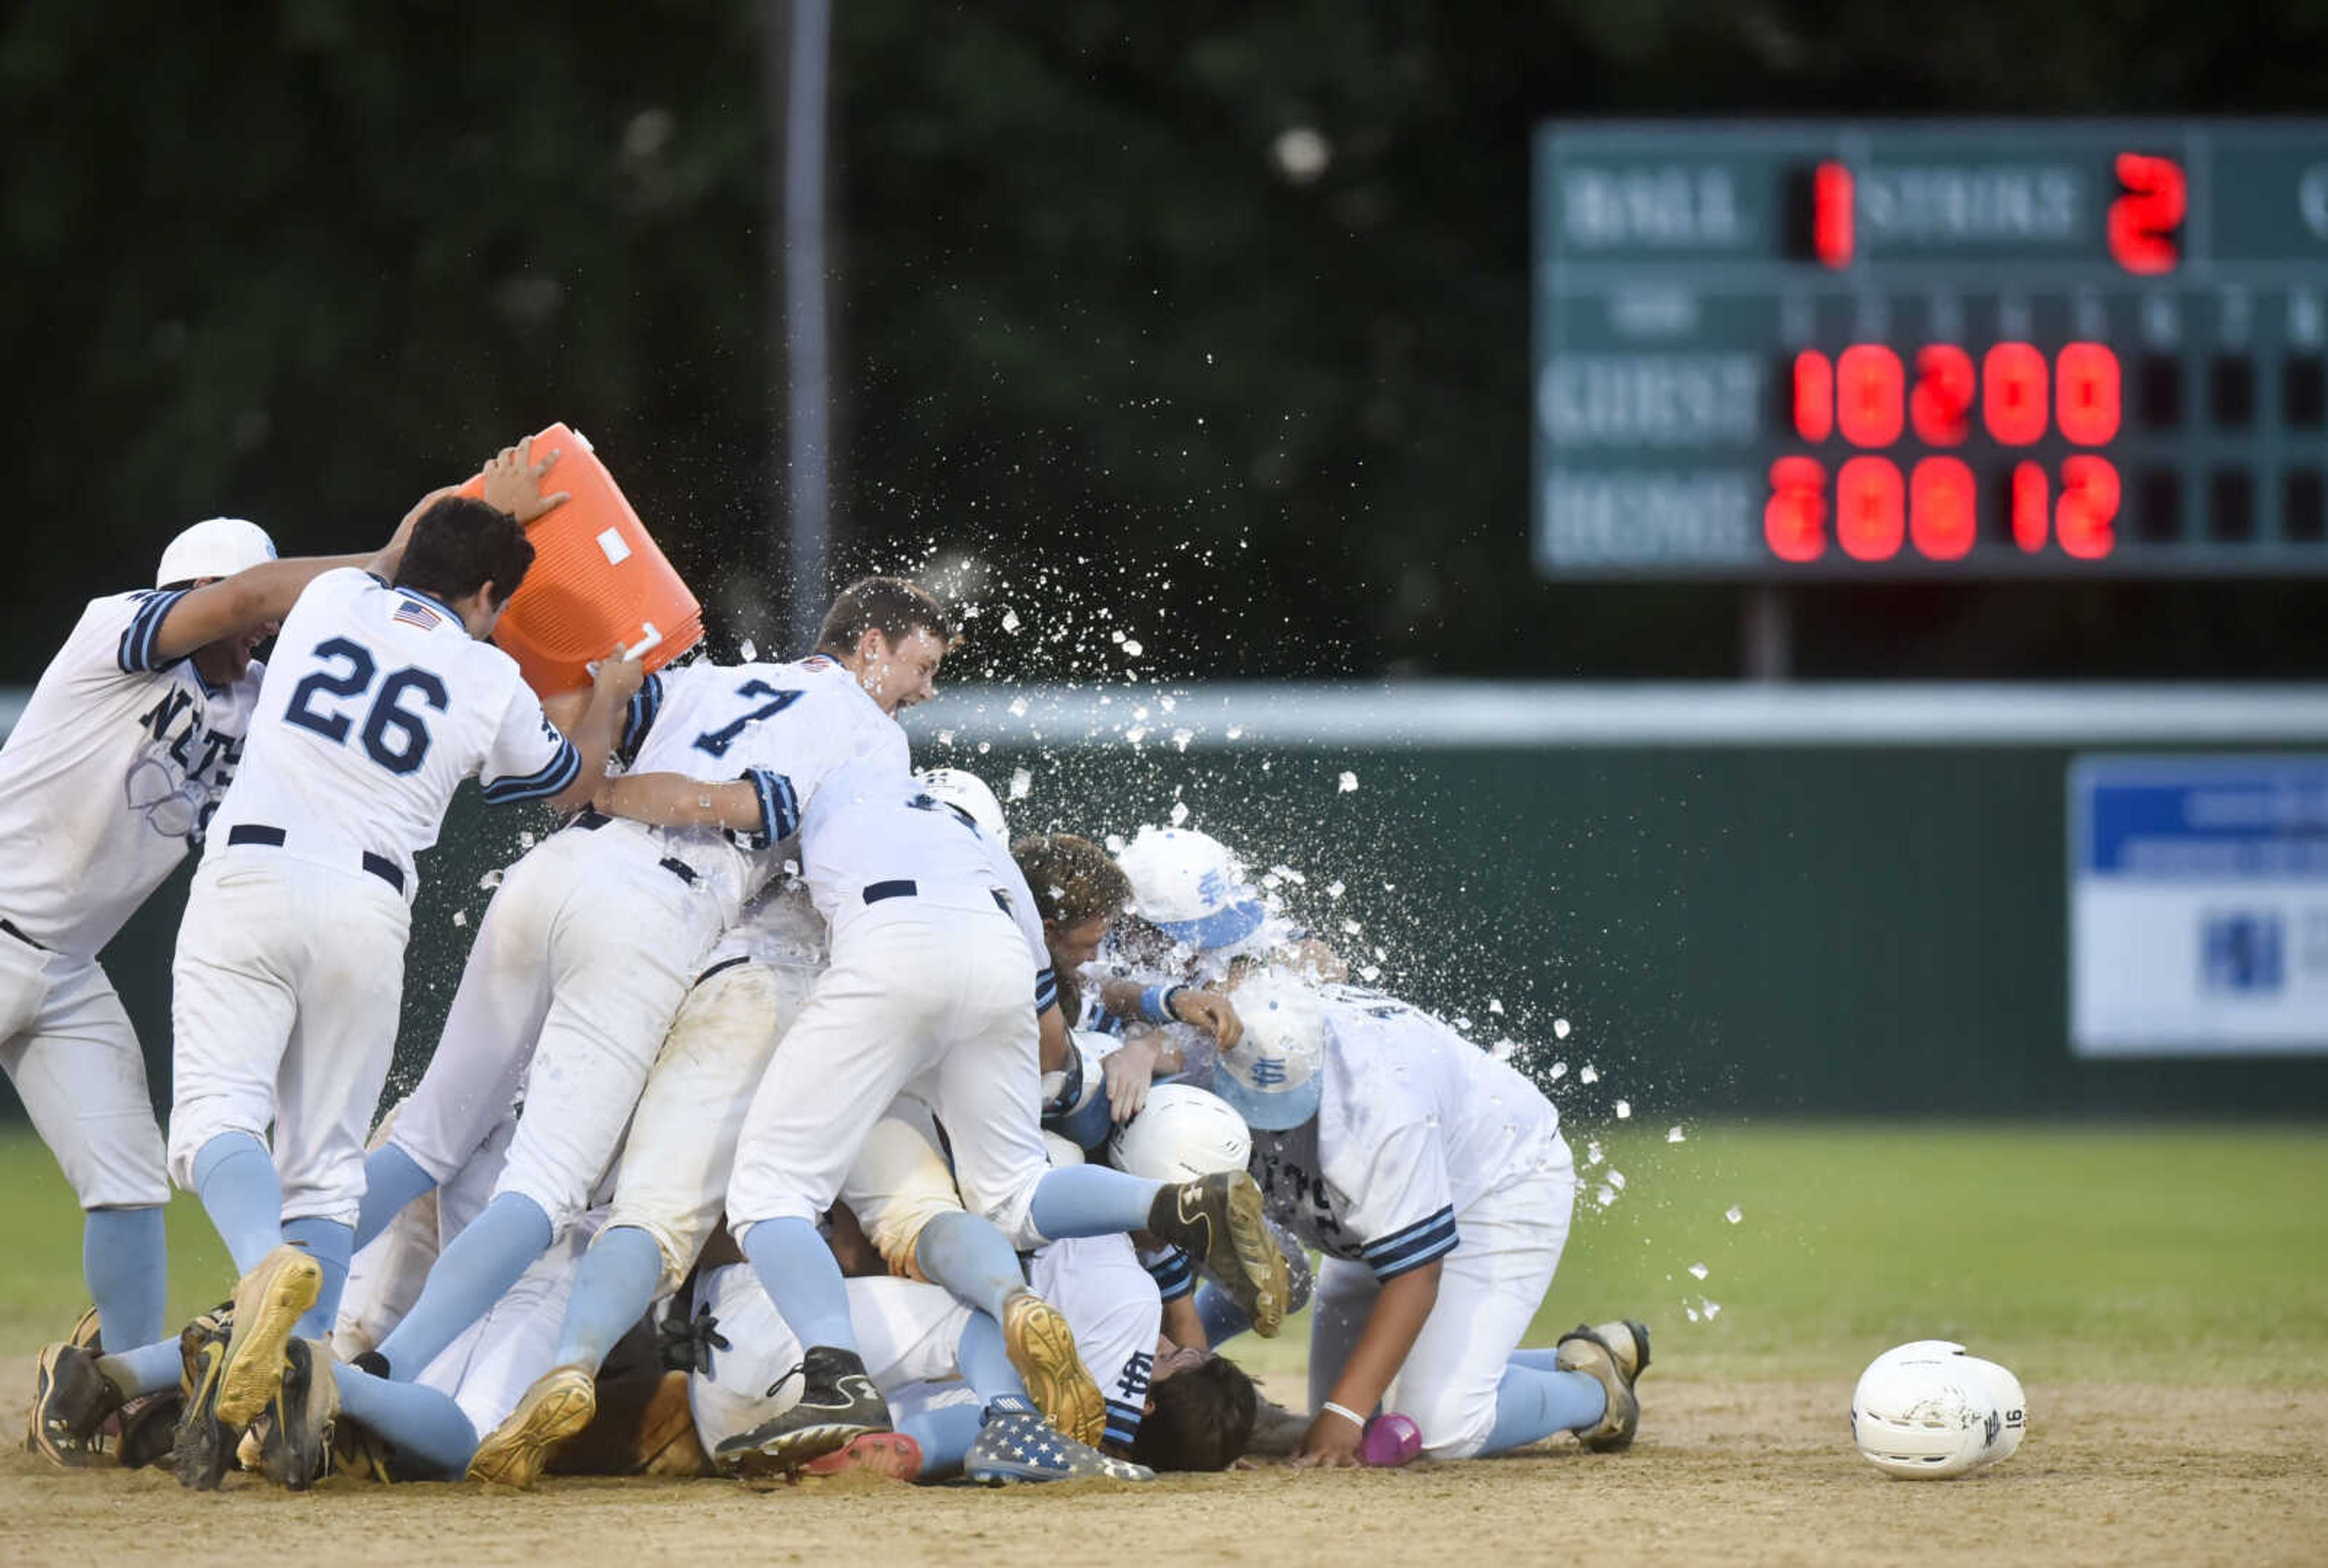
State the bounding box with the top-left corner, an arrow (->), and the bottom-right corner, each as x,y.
1533,120 -> 2328,578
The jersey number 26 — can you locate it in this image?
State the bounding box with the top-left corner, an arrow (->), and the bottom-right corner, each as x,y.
283,636 -> 447,775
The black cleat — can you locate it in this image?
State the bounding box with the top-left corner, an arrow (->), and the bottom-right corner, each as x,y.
259,1339 -> 340,1490
173,1314 -> 238,1490
26,1342 -> 125,1467
711,1345 -> 891,1476
115,1391 -> 183,1470
1148,1172 -> 1290,1337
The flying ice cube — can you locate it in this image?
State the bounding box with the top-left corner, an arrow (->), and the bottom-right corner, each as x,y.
1688,1262 -> 1709,1280
1172,729 -> 1193,752
451,910 -> 468,928
1340,918 -> 1361,935
1702,1299 -> 1722,1319
1359,964 -> 1382,982
1008,695 -> 1028,717
739,638 -> 758,660
1608,1169 -> 1626,1190
1338,772 -> 1359,793
1326,880 -> 1345,899
1001,610 -> 1022,633
1110,629 -> 1126,644
1725,1205 -> 1744,1225
937,730 -> 957,745
1614,1100 -> 1631,1119
1488,999 -> 1505,1015
1685,1304 -> 1701,1323
1008,769 -> 1032,801
1490,1037 -> 1518,1063
478,869 -> 504,891
1226,726 -> 1244,740
518,832 -> 538,850
1553,1018 -> 1572,1040
1584,1140 -> 1603,1166
1667,1126 -> 1685,1144
1594,1184 -> 1617,1209
1169,801 -> 1189,827
1105,835 -> 1128,855
1122,639 -> 1143,657
1578,1064 -> 1599,1085
1548,1061 -> 1568,1080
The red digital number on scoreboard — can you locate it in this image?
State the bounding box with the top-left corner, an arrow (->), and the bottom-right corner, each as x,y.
1771,342 -> 2122,562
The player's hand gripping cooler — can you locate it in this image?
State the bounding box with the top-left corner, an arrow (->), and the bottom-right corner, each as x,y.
460,423 -> 703,695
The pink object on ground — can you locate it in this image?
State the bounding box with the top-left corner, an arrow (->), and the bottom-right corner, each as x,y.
1360,1412 -> 1423,1467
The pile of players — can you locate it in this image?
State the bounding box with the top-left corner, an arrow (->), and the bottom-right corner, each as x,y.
7,445 -> 1650,1492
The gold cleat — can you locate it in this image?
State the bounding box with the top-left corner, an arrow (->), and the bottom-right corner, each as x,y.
216,1245 -> 323,1429
1000,1290 -> 1106,1448
1151,1172 -> 1290,1338
466,1365 -> 598,1488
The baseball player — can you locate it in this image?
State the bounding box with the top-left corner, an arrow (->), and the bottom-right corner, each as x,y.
349,579 -> 951,1428
14,494 -> 459,1467
163,461 -> 652,1489
1209,967 -> 1651,1466
715,747 -> 1294,1471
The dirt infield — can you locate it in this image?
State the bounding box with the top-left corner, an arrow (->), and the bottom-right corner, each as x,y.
7,1367 -> 2323,1568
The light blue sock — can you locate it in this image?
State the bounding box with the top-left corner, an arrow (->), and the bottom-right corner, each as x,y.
1194,1280 -> 1251,1346
912,1212 -> 1027,1320
955,1312 -> 1028,1406
896,1399 -> 985,1480
1480,1361 -> 1609,1456
1028,1164 -> 1163,1241
1508,1346 -> 1564,1372
373,1192 -> 552,1381
192,1132 -> 284,1272
740,1217 -> 856,1353
281,1217 -> 353,1339
97,1336 -> 189,1400
334,1365 -> 478,1478
354,1144 -> 438,1251
550,1225 -> 664,1373
83,1206 -> 166,1350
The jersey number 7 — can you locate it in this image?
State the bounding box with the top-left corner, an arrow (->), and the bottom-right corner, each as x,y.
283,636 -> 447,776
692,679 -> 802,758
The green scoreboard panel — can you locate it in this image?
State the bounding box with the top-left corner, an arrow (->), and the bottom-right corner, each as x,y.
1533,120 -> 2328,578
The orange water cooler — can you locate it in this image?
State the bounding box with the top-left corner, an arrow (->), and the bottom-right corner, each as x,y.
458,422 -> 704,695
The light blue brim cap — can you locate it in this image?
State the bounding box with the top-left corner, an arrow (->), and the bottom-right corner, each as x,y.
1212,1066 -> 1322,1132
1153,896 -> 1267,954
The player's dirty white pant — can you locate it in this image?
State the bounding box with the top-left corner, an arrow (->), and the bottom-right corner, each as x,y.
167,851 -> 410,1227
386,829 -> 722,1234
728,901 -> 1049,1247
0,935 -> 166,1209
1309,1157 -> 1577,1461
839,1093 -> 965,1276
607,956 -> 818,1292
684,1263 -> 973,1453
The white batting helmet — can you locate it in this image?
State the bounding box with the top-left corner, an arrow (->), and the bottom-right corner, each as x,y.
156,516 -> 276,588
1851,1341 -> 2026,1479
1114,825 -> 1267,954
915,767 -> 1008,840
1211,968 -> 1326,1132
1107,1084 -> 1254,1183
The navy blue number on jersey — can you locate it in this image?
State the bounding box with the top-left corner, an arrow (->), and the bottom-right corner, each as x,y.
283,637 -> 448,776
692,679 -> 802,758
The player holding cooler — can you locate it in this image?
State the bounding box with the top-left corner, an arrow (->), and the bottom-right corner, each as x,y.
1212,969 -> 1651,1466
9,498 -> 458,1465
158,453 -> 655,1487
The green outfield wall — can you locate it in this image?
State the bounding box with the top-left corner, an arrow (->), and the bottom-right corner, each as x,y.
8,683 -> 2327,1129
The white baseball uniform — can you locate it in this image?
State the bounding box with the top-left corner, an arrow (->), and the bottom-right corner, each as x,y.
1245,984 -> 1576,1460
728,766 -> 1058,1249
384,656 -> 892,1239
1030,1233 -> 1162,1449
0,589 -> 261,1208
168,569 -> 580,1226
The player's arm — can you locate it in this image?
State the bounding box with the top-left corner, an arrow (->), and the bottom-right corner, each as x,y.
591,766 -> 797,839
535,655 -> 646,813
478,653 -> 642,813
1293,1259 -> 1442,1469
1097,978 -> 1243,1049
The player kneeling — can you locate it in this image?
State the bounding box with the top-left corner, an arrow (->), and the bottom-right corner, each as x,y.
1212,969 -> 1651,1466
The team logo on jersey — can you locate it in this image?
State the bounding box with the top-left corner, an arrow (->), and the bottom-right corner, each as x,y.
128,684 -> 240,844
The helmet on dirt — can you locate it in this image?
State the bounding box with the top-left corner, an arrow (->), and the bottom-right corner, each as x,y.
1851,1340 -> 2026,1479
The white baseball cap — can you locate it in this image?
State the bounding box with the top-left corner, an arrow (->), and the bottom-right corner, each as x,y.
916,766 -> 1008,840
1115,825 -> 1268,954
156,517 -> 276,588
1211,969 -> 1326,1131
1108,1083 -> 1254,1183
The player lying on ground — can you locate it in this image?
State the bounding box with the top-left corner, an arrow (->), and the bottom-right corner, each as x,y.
110,444 -> 751,1492
10,496 -> 459,1462
1212,966 -> 1649,1466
